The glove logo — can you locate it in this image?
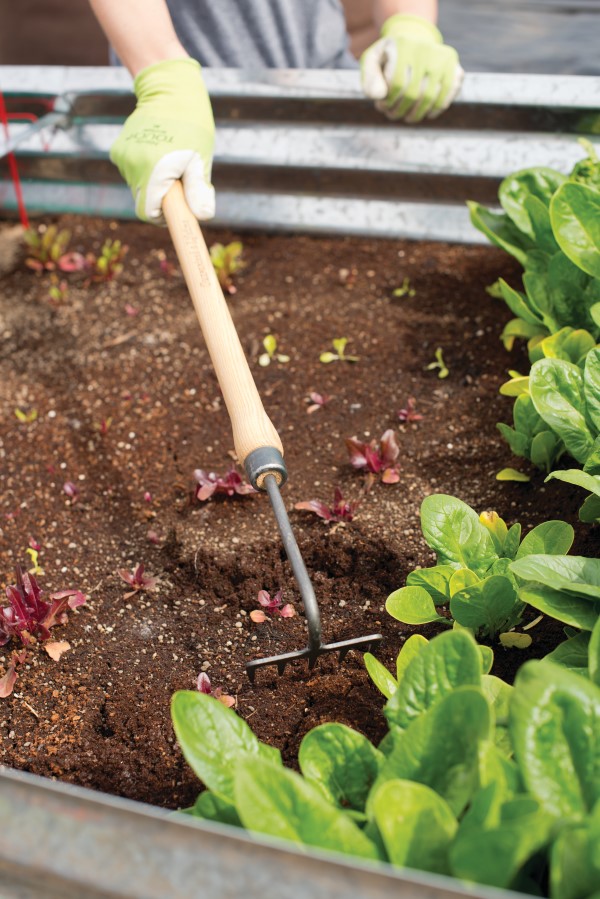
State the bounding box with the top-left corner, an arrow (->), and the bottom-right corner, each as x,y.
126,124 -> 174,146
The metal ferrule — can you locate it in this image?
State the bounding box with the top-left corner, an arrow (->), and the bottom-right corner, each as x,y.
244,446 -> 288,491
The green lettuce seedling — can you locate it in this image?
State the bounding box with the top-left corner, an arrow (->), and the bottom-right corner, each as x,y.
209,241 -> 244,294
258,334 -> 290,367
319,337 -> 359,364
426,347 -> 449,379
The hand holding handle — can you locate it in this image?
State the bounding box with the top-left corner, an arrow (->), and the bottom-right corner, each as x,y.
162,181 -> 284,477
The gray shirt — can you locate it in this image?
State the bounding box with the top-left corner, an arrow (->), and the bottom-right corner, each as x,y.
165,0 -> 358,69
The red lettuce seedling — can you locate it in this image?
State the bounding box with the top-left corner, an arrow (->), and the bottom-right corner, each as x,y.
295,487 -> 359,523
0,649 -> 27,698
194,468 -> 254,502
346,429 -> 400,484
63,481 -> 79,502
250,590 -> 295,623
306,391 -> 331,414
197,671 -> 235,708
398,397 -> 424,423
118,564 -> 158,600
0,567 -> 85,650
24,225 -> 85,273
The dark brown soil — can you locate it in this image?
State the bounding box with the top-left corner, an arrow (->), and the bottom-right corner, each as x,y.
0,218 -> 592,810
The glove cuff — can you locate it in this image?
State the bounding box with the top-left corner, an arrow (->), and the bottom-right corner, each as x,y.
381,14 -> 443,46
133,57 -> 203,101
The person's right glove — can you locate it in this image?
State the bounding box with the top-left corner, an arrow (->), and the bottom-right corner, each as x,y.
361,14 -> 463,123
110,57 -> 215,224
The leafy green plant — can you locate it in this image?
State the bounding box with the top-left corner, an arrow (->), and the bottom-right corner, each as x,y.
319,337 -> 359,364
497,390 -> 565,474
510,553 -> 600,675
385,494 -> 574,643
469,145 -> 600,343
547,465 -> 600,524
171,627 -> 600,897
498,343 -> 599,486
209,241 -> 244,294
258,334 -> 290,366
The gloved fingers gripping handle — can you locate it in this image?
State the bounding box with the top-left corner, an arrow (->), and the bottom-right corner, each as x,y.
110,58 -> 215,225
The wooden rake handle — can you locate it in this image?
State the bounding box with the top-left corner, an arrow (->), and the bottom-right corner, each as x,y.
162,181 -> 284,472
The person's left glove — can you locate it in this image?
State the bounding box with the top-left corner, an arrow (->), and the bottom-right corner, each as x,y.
110,58 -> 215,224
361,14 -> 463,123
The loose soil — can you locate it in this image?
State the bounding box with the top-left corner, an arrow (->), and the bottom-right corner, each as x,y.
0,218 -> 593,810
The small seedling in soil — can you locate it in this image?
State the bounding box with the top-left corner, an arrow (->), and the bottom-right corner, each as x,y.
0,649 -> 27,698
346,429 -> 400,484
426,347 -> 449,379
295,487 -> 359,523
94,417 -> 113,436
86,239 -> 128,283
194,468 -> 254,502
392,277 -> 416,298
306,391 -> 331,414
197,671 -> 235,708
398,397 -> 424,423
319,337 -> 359,364
26,546 -> 44,576
258,334 -> 290,367
63,481 -> 80,503
118,564 -> 158,600
47,274 -> 68,305
23,224 -> 85,273
14,408 -> 37,424
338,267 -> 357,287
250,590 -> 295,623
156,249 -> 176,277
210,241 -> 244,294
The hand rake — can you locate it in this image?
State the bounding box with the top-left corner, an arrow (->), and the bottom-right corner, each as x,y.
163,182 -> 382,681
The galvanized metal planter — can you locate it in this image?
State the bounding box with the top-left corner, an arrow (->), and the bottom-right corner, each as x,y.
0,67 -> 598,896
0,765 -> 528,899
1,66 -> 599,241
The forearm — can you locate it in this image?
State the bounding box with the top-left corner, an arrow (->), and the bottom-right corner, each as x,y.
89,0 -> 188,76
373,0 -> 437,29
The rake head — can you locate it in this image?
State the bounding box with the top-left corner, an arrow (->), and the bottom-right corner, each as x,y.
243,449 -> 383,683
246,632 -> 383,683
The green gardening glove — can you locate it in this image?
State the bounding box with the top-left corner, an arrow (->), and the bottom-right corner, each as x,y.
361,14 -> 463,123
110,58 -> 215,224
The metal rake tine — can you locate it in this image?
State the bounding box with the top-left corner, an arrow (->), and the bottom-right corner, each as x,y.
277,659 -> 288,676
338,647 -> 351,664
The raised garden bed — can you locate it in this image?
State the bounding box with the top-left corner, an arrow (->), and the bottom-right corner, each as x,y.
0,216 -> 592,811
